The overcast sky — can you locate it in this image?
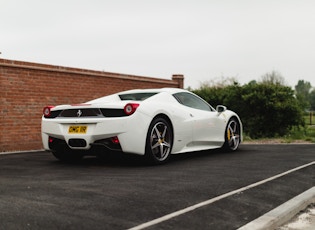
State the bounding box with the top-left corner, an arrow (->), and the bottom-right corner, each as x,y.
1,0 -> 315,89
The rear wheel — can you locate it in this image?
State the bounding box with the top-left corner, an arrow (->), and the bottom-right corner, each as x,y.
145,117 -> 173,165
223,118 -> 241,151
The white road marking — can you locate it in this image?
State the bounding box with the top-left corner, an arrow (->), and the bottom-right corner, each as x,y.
127,161 -> 315,230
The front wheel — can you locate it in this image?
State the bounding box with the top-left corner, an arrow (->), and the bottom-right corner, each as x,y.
145,117 -> 173,165
223,118 -> 241,151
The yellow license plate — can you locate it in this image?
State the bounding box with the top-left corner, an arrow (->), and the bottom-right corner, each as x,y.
68,126 -> 87,134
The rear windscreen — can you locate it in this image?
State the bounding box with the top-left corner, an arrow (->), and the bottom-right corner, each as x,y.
119,93 -> 158,101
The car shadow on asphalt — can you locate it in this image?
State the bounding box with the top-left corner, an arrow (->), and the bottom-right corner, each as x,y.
49,145 -> 250,168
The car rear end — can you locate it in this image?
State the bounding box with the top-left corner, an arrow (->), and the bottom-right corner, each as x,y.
41,102 -> 150,156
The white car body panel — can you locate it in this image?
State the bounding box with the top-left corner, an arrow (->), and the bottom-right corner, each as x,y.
41,88 -> 243,156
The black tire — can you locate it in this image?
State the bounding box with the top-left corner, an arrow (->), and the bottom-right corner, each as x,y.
52,147 -> 83,163
222,118 -> 241,151
145,117 -> 173,165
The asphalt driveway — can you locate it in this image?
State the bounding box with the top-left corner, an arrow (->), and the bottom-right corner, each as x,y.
0,144 -> 314,229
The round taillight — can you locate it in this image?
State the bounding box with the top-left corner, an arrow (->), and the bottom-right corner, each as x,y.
111,136 -> 120,144
124,103 -> 139,115
43,106 -> 54,118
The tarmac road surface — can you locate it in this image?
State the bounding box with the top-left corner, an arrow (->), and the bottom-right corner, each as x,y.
0,144 -> 314,230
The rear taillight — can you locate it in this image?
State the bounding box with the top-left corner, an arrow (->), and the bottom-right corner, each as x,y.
49,137 -> 54,143
111,136 -> 120,144
124,103 -> 139,116
43,106 -> 55,118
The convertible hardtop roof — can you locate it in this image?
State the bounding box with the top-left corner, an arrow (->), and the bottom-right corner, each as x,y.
86,88 -> 188,104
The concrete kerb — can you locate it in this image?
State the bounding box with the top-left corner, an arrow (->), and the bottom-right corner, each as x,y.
238,187 -> 315,230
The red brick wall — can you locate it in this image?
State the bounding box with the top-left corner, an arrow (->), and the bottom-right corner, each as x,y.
0,58 -> 184,152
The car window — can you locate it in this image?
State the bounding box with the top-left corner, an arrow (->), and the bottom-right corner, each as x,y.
119,93 -> 158,101
173,92 -> 213,111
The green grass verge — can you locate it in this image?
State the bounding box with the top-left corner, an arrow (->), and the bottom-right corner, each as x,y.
283,125 -> 315,143
243,125 -> 315,143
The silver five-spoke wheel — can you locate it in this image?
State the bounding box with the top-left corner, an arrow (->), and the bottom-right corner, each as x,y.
145,117 -> 173,164
223,118 -> 241,151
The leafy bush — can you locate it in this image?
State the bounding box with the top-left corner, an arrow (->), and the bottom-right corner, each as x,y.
193,82 -> 305,138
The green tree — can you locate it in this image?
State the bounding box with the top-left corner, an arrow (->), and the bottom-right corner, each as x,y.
193,80 -> 304,139
295,80 -> 312,110
310,89 -> 315,111
240,83 -> 304,138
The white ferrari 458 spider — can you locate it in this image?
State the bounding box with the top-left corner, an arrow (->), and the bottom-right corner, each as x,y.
42,88 -> 242,164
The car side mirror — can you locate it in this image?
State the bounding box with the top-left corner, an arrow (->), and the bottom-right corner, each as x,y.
216,105 -> 227,113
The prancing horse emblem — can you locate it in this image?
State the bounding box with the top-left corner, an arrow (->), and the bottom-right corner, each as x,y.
77,109 -> 82,117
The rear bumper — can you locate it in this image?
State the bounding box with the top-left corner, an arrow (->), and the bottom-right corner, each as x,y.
41,112 -> 151,155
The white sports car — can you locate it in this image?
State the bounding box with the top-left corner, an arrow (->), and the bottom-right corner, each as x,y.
41,88 -> 242,164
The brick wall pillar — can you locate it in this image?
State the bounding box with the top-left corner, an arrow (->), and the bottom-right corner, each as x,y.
172,74 -> 184,89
